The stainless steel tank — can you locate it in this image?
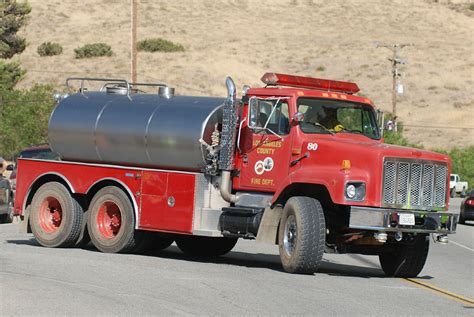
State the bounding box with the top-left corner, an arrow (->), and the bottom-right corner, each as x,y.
48,91 -> 225,172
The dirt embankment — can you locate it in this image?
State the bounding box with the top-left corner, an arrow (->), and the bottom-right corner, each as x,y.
16,0 -> 474,149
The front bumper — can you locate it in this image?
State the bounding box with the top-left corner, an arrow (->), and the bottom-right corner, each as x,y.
350,206 -> 457,233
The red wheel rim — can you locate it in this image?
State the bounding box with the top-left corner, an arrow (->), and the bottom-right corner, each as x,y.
96,201 -> 122,239
39,197 -> 63,233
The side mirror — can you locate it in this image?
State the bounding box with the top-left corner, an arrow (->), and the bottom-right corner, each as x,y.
292,112 -> 305,124
247,96 -> 260,129
6,164 -> 14,171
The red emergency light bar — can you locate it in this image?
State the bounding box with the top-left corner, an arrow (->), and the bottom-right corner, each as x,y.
261,72 -> 360,94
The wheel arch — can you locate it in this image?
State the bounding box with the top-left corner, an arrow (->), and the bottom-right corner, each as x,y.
272,183 -> 335,211
23,172 -> 75,213
86,178 -> 139,229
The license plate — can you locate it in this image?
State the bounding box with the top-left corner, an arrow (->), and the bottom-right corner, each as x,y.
399,213 -> 415,226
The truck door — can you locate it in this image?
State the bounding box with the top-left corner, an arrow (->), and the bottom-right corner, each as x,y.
234,97 -> 293,192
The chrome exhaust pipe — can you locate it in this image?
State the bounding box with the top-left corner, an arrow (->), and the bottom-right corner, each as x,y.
219,77 -> 239,203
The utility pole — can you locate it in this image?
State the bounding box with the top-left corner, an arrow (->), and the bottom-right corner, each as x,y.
377,43 -> 413,132
131,0 -> 138,83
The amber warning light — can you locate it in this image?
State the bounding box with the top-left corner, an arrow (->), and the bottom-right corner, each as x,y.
261,73 -> 360,94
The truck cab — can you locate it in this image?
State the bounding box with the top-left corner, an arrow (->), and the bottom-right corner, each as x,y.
227,73 -> 456,274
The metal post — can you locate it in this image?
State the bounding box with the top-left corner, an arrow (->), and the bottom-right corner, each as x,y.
131,0 -> 138,84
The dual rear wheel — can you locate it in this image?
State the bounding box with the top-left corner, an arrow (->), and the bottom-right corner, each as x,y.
30,184 -> 172,253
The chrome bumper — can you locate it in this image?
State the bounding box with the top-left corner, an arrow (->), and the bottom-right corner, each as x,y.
350,206 -> 457,234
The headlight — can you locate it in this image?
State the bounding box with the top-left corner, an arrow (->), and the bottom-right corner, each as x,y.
345,182 -> 366,201
346,184 -> 356,199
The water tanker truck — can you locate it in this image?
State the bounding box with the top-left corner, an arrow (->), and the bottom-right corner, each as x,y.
14,74 -> 457,276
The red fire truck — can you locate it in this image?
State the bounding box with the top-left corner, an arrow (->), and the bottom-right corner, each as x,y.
14,73 -> 457,276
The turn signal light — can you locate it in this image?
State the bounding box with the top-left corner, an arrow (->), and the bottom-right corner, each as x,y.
341,160 -> 351,170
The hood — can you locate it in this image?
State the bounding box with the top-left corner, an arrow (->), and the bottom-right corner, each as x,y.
297,133 -> 450,208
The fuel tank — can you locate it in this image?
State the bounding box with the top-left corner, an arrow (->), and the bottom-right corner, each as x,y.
48,91 -> 225,172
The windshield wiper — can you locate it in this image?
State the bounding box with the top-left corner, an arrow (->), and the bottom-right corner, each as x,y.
313,123 -> 335,135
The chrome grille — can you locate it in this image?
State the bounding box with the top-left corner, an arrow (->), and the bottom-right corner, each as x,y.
382,158 -> 447,210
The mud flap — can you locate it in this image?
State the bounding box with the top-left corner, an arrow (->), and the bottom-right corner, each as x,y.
256,206 -> 283,244
20,206 -> 31,233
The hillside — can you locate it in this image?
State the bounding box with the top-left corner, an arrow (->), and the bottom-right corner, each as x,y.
14,0 -> 474,149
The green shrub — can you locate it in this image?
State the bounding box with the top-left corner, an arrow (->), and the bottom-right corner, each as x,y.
74,43 -> 113,59
37,42 -> 63,56
137,38 -> 184,53
469,3 -> 474,11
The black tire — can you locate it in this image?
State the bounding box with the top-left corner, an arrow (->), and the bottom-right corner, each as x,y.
450,188 -> 455,198
278,196 -> 326,274
87,186 -> 141,253
176,235 -> 237,257
5,194 -> 14,223
131,232 -> 174,254
458,212 -> 466,225
379,234 -> 429,278
152,234 -> 174,250
0,195 -> 14,223
30,182 -> 83,248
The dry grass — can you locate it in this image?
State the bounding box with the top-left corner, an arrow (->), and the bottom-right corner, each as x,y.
15,0 -> 474,149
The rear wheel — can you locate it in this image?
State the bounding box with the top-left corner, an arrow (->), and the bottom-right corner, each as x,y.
379,234 -> 429,277
450,188 -> 456,198
458,211 -> 466,225
30,182 -> 83,248
87,186 -> 141,253
278,196 -> 326,274
0,194 -> 14,223
176,236 -> 237,256
132,232 -> 174,254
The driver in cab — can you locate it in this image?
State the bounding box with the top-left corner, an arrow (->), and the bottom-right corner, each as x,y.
309,107 -> 344,132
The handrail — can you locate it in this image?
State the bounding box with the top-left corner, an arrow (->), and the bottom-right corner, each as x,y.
65,77 -> 169,101
66,77 -> 132,100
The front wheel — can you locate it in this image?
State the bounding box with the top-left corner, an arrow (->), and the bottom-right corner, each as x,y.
379,234 -> 429,277
278,196 -> 326,274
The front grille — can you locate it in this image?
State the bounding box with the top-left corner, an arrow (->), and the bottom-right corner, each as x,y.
382,158 -> 447,210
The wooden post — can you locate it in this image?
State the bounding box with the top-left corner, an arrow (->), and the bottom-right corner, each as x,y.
131,0 -> 138,84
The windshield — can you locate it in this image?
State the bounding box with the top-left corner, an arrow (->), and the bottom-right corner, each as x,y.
450,175 -> 455,181
297,98 -> 380,140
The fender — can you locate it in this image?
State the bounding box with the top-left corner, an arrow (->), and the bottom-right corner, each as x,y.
272,165 -> 372,206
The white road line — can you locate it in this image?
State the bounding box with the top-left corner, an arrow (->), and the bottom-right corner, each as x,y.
449,240 -> 474,252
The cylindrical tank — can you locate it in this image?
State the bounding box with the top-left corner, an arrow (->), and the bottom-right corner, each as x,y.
48,91 -> 225,172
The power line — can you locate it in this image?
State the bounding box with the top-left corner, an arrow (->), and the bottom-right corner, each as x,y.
26,69 -> 130,75
403,124 -> 474,130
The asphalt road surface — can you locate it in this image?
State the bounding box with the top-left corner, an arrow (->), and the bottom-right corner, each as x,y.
1,198 -> 473,316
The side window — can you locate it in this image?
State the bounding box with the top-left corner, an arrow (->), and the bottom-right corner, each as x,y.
257,100 -> 290,135
268,102 -> 290,135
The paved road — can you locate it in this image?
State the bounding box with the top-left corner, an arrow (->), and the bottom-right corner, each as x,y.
1,198 -> 472,316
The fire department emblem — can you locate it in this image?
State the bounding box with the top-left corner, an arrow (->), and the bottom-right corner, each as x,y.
263,157 -> 274,171
254,160 -> 265,175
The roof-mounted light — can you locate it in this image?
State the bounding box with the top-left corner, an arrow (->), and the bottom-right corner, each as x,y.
261,72 -> 360,94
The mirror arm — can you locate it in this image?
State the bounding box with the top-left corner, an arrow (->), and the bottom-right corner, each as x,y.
236,117 -> 246,153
